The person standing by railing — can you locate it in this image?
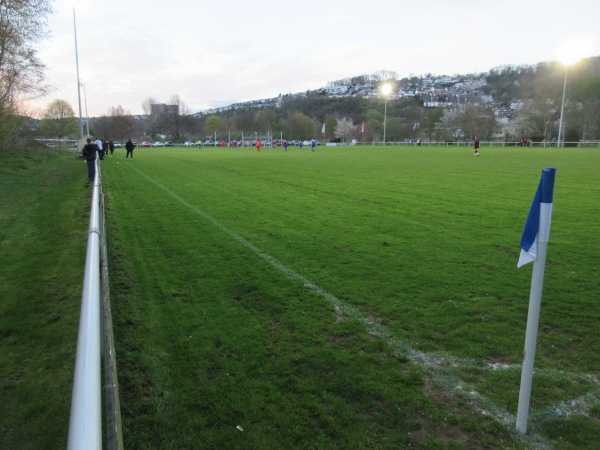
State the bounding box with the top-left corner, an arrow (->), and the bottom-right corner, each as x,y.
82,138 -> 99,182
94,137 -> 104,160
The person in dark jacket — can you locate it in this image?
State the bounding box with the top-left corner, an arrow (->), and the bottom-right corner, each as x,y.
125,139 -> 135,159
81,138 -> 99,182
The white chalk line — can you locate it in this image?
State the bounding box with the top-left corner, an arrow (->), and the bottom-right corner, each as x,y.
124,164 -> 600,448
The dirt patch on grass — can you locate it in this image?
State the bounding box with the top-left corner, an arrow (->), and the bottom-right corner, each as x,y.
419,376 -> 514,449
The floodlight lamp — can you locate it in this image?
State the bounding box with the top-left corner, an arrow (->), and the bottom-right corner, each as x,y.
557,38 -> 591,66
381,83 -> 392,96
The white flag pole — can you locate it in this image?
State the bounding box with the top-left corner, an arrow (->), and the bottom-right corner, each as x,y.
516,223 -> 549,433
516,168 -> 556,434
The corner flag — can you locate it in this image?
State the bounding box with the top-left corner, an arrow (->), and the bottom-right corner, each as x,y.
517,168 -> 556,268
515,167 -> 556,434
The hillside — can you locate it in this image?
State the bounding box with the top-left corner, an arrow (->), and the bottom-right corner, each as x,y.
82,56 -> 600,144
201,57 -> 600,120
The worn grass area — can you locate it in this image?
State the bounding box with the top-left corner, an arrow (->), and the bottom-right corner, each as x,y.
102,145 -> 599,448
0,149 -> 92,449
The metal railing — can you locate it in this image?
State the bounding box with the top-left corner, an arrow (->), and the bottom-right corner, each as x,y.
68,160 -> 123,450
68,160 -> 102,450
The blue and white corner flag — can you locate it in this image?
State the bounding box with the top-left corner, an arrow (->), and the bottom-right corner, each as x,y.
516,167 -> 557,434
517,168 -> 556,268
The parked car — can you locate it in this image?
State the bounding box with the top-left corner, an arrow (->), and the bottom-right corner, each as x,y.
141,141 -> 152,147
153,141 -> 165,147
184,141 -> 196,147
164,141 -> 174,146
113,142 -> 123,148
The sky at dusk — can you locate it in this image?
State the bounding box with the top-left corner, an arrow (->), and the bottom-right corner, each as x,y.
31,0 -> 600,117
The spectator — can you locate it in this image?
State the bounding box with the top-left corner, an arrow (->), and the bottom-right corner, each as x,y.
94,137 -> 104,160
81,138 -> 99,182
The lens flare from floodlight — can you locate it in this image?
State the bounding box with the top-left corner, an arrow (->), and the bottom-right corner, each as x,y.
381,83 -> 392,96
557,38 -> 591,66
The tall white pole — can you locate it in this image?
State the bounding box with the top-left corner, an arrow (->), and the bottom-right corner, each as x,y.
82,81 -> 90,135
557,66 -> 568,148
383,97 -> 388,145
516,238 -> 549,433
73,9 -> 84,138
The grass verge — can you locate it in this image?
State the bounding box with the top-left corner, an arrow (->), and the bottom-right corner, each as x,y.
0,149 -> 92,449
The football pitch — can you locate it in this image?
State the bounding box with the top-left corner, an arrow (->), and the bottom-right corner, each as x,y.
98,145 -> 599,448
1,145 -> 599,448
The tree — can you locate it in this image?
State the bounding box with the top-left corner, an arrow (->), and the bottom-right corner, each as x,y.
438,109 -> 465,141
423,108 -> 444,141
141,96 -> 157,116
571,77 -> 600,140
232,110 -> 257,134
334,117 -> 356,142
373,70 -> 398,82
444,104 -> 496,140
255,110 -> 277,135
323,116 -> 337,141
109,105 -> 135,141
513,99 -> 556,141
0,0 -> 53,150
0,0 -> 51,105
282,112 -> 315,140
165,95 -> 191,141
386,117 -> 404,142
203,115 -> 224,140
38,99 -> 78,140
90,114 -> 111,140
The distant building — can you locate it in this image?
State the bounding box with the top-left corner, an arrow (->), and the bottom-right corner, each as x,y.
327,85 -> 349,95
435,76 -> 454,84
150,104 -> 178,121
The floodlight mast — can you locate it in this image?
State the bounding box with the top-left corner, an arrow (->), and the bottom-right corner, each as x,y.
74,9 -> 84,138
557,67 -> 568,148
81,81 -> 90,136
556,39 -> 590,147
381,84 -> 392,145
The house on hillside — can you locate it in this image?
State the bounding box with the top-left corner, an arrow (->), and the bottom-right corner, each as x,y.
327,85 -> 349,96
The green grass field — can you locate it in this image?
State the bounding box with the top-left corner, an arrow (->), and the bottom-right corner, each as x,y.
1,145 -> 599,448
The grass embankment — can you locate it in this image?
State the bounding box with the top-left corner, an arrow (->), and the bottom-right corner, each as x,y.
103,145 -> 599,448
0,149 -> 92,449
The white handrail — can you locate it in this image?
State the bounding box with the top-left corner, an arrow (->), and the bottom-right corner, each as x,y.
67,160 -> 102,450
